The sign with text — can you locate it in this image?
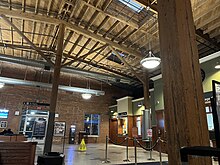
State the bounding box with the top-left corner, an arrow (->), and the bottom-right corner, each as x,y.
32,118 -> 47,137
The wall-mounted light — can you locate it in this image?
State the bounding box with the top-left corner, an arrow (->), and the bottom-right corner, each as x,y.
82,93 -> 92,100
140,51 -> 161,69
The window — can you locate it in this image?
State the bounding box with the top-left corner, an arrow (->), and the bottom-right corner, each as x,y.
119,0 -> 144,13
84,114 -> 100,136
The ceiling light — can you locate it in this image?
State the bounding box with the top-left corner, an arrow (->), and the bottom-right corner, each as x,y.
215,65 -> 220,69
82,93 -> 92,100
0,82 -> 5,88
140,51 -> 161,69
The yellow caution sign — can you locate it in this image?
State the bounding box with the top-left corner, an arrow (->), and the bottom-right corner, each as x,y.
78,138 -> 87,152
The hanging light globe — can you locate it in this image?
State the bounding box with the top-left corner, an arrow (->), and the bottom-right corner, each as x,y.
140,51 -> 161,69
81,93 -> 92,100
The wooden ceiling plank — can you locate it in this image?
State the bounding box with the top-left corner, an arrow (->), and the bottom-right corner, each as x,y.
0,14 -> 54,66
111,25 -> 129,41
8,0 -> 11,10
193,0 -> 220,22
62,37 -> 92,64
63,44 -> 108,66
77,41 -> 100,68
83,44 -> 107,65
204,19 -> 220,34
0,43 -> 53,53
47,0 -> 53,16
75,38 -> 92,58
38,23 -> 47,47
196,5 -> 220,29
80,0 -> 139,29
85,11 -> 99,29
35,0 -> 39,14
94,0 -> 102,7
44,24 -> 56,48
109,46 -> 144,83
69,0 -> 81,18
103,20 -> 120,38
10,17 -> 14,56
58,0 -> 66,15
94,16 -> 110,34
22,0 -> 26,12
102,0 -> 113,11
0,8 -> 143,58
76,5 -> 89,25
67,34 -> 83,56
31,22 -> 36,43
63,31 -> 74,49
118,29 -> 137,44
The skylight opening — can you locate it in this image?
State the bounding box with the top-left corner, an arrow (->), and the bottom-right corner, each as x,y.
119,0 -> 144,13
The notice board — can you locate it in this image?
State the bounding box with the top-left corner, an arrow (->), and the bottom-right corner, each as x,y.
32,118 -> 47,137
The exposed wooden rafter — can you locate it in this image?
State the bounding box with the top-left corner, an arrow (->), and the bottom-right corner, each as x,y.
0,14 -> 54,66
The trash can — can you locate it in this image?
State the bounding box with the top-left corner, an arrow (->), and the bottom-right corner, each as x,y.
37,152 -> 64,165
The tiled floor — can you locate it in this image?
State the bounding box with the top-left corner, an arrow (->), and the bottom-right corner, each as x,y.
35,143 -> 168,165
35,143 -> 218,165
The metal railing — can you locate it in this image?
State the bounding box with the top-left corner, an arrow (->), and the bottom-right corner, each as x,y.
102,135 -> 167,164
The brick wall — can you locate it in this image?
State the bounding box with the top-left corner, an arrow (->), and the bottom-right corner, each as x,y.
0,62 -> 130,143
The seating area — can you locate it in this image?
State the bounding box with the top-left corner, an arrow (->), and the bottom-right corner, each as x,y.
0,134 -> 27,142
0,141 -> 37,165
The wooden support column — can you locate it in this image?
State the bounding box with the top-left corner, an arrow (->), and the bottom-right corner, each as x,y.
44,23 -> 65,153
157,0 -> 211,164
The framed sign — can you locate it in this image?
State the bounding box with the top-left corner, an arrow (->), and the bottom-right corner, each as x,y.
0,121 -> 7,128
54,121 -> 66,137
32,118 -> 47,137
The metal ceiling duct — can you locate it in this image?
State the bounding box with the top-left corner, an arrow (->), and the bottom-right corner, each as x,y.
0,53 -> 132,85
0,76 -> 105,96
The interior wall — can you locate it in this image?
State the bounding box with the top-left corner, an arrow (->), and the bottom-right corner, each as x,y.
0,62 -> 130,143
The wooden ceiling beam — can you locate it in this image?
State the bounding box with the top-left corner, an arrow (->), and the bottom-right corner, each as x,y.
109,46 -> 144,84
0,14 -> 54,66
204,18 -> 220,34
0,8 -> 143,58
193,0 -> 220,22
102,0 -> 113,11
47,0 -> 53,16
63,44 -> 108,66
34,0 -> 39,14
94,16 -> 110,34
196,29 -> 220,50
0,42 -> 53,53
77,42 -> 100,68
67,34 -> 83,56
136,0 -> 220,52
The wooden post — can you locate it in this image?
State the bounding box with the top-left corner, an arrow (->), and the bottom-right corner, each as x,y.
44,23 -> 65,153
157,0 -> 211,164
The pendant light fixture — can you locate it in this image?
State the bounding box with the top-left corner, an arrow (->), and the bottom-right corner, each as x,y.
81,93 -> 92,100
140,50 -> 161,69
81,79 -> 92,100
140,23 -> 161,69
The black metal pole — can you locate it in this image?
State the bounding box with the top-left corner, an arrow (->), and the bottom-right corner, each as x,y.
102,135 -> 110,163
123,135 -> 130,162
134,137 -> 137,165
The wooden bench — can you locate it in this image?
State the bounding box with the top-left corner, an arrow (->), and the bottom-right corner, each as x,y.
0,135 -> 27,142
0,141 -> 37,165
